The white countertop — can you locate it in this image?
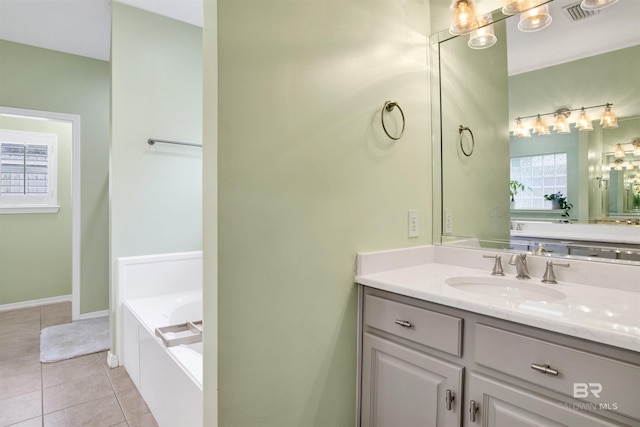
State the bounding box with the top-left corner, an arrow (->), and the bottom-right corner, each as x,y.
355,262 -> 640,353
510,221 -> 640,246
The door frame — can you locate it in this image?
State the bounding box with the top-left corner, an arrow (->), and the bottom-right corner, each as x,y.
0,106 -> 81,320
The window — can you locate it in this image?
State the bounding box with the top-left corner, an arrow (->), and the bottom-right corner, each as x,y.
510,153 -> 567,209
0,129 -> 58,213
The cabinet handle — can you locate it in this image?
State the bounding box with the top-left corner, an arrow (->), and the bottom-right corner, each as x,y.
531,363 -> 559,376
469,400 -> 478,422
394,320 -> 412,328
445,389 -> 455,411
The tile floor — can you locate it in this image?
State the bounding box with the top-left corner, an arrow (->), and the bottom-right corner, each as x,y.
0,302 -> 158,427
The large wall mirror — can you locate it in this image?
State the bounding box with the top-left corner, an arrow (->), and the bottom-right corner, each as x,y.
431,0 -> 640,264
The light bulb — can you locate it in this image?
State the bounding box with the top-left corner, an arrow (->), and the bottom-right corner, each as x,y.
503,0 -> 542,15
514,118 -> 531,138
576,108 -> 593,131
580,0 -> 618,11
615,143 -> 626,158
533,115 -> 550,135
554,112 -> 571,134
601,104 -> 618,129
449,0 -> 479,35
468,14 -> 497,49
518,4 -> 552,32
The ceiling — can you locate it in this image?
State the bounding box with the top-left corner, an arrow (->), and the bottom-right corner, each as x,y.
0,0 -> 203,61
506,0 -> 640,75
0,0 -> 637,70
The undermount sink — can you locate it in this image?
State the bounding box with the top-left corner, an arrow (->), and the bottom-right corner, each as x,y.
445,276 -> 566,302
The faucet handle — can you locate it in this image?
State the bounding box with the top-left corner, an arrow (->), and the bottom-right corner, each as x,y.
483,254 -> 505,276
542,261 -> 570,284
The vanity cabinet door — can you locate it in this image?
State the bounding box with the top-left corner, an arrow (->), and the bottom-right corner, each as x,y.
361,333 -> 462,427
467,373 -> 627,427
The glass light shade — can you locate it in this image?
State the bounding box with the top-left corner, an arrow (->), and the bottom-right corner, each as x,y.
580,0 -> 618,11
518,4 -> 552,32
514,118 -> 531,138
613,160 -> 623,171
614,143 -> 626,158
468,14 -> 497,49
601,104 -> 618,128
554,114 -> 571,134
533,115 -> 550,135
503,0 -> 543,15
576,108 -> 593,131
633,139 -> 640,156
449,0 -> 478,35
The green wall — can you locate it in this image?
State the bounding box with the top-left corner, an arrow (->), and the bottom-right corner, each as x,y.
202,0 -> 218,423
509,45 -> 640,125
212,0 -> 431,424
110,2 -> 203,348
0,117 -> 72,304
0,40 -> 109,314
439,20 -> 511,242
110,1 -> 202,258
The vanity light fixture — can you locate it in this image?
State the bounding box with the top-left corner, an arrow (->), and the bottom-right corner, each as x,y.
580,0 -> 618,11
632,138 -> 640,156
512,103 -> 617,138
514,118 -> 531,137
600,103 -> 618,129
468,13 -> 497,49
502,0 -> 544,15
533,114 -> 550,135
614,143 -> 626,158
449,0 -> 479,35
518,4 -> 553,32
553,109 -> 571,134
575,108 -> 593,131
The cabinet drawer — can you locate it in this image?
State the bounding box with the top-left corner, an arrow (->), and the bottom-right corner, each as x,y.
475,324 -> 640,421
364,294 -> 462,356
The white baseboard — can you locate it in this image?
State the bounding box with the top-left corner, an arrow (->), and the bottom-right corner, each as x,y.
0,294 -> 72,312
107,351 -> 119,368
79,309 -> 109,320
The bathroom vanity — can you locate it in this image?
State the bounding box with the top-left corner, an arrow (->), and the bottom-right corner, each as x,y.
355,246 -> 640,427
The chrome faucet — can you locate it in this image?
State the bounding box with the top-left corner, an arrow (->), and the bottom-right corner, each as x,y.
509,253 -> 530,279
542,260 -> 570,284
483,254 -> 505,276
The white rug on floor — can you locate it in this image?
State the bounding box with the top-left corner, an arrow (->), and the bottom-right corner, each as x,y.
40,317 -> 110,363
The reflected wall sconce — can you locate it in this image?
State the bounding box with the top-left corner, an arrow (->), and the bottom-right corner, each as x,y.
468,13 -> 497,49
533,114 -> 550,135
581,0 -> 618,11
613,159 -> 623,171
449,0 -> 479,35
633,138 -> 640,156
576,108 -> 593,131
512,103 -> 618,138
614,143 -> 626,158
600,103 -> 618,128
518,4 -> 553,32
553,109 -> 571,134
514,118 -> 531,137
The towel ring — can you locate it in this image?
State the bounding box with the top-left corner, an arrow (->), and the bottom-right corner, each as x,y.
381,101 -> 405,141
459,125 -> 475,157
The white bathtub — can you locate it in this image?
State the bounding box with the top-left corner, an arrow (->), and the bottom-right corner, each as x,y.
123,290 -> 203,426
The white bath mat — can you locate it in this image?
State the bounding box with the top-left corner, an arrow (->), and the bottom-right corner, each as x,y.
40,317 -> 110,363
